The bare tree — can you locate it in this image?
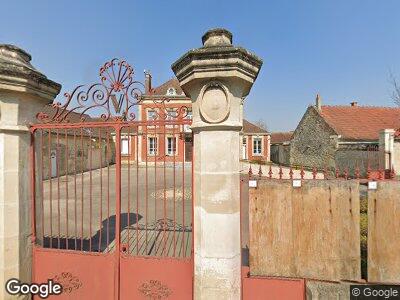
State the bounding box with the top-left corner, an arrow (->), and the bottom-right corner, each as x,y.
390,72 -> 400,106
254,119 -> 269,131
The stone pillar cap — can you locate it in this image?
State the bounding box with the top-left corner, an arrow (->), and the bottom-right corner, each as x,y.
202,28 -> 233,47
172,28 -> 262,96
0,44 -> 61,100
0,44 -> 32,66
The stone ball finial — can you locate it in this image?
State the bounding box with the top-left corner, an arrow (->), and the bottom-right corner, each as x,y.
202,28 -> 233,47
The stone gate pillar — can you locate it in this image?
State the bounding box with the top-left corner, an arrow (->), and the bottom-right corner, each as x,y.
172,29 -> 262,299
379,129 -> 395,171
0,45 -> 60,298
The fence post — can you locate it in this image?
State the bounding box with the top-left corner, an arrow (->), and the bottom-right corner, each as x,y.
0,44 -> 60,298
172,29 -> 262,299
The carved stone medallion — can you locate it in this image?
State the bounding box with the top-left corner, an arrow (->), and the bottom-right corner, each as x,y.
199,82 -> 230,123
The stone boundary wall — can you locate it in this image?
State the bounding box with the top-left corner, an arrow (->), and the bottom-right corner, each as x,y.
368,181 -> 400,283
249,179 -> 361,281
270,144 -> 290,165
335,147 -> 380,177
35,132 -> 116,180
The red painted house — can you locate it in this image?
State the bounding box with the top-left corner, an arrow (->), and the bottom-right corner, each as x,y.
241,120 -> 270,162
121,75 -> 270,163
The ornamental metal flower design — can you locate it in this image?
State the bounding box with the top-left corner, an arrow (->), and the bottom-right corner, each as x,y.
52,272 -> 82,294
131,218 -> 192,233
35,58 -> 190,124
138,279 -> 172,299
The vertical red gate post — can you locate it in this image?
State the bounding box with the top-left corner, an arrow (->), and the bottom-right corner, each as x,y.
172,28 -> 262,299
30,58 -> 194,299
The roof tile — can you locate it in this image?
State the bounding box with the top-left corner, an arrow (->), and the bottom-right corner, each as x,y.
319,106 -> 400,140
243,119 -> 268,134
271,131 -> 293,144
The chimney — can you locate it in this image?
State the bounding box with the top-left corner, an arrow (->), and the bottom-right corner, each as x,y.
144,70 -> 152,93
350,101 -> 358,107
315,93 -> 322,111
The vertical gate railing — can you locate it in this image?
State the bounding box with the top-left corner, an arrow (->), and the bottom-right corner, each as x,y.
30,58 -> 193,299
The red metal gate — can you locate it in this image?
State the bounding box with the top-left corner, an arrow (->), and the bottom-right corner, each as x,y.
30,59 -> 193,299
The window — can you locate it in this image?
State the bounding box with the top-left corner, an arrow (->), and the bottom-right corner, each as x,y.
183,110 -> 192,132
242,137 -> 248,160
167,87 -> 176,96
166,137 -> 177,156
148,137 -> 157,155
185,110 -> 193,120
147,109 -> 157,121
253,137 -> 262,155
121,138 -> 129,155
166,109 -> 178,121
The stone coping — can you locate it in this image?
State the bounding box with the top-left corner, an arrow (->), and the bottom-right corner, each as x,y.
0,44 -> 61,97
172,45 -> 263,76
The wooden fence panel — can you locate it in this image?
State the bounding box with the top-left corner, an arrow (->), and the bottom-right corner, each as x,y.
368,181 -> 400,283
249,179 -> 360,281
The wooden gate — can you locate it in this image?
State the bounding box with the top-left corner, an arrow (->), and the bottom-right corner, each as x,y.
30,59 -> 193,299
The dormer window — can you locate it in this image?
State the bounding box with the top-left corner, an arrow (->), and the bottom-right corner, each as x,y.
166,87 -> 176,96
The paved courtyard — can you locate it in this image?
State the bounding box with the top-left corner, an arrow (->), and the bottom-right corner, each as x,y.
38,163 -> 193,257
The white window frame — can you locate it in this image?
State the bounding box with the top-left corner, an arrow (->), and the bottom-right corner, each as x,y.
252,136 -> 263,156
167,87 -> 176,96
242,136 -> 248,160
166,136 -> 178,156
148,137 -> 158,156
147,109 -> 157,121
166,109 -> 178,120
121,137 -> 130,156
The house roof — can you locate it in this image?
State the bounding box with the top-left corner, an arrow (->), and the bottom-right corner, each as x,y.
151,78 -> 186,96
318,105 -> 400,141
39,106 -> 109,137
271,131 -> 293,144
242,119 -> 268,135
41,105 -> 93,123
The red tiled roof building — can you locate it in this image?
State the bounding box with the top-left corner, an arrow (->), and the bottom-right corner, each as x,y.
290,95 -> 400,174
120,76 -> 270,163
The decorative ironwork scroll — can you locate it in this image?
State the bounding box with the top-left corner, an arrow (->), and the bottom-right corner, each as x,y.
130,218 -> 192,232
52,272 -> 83,294
36,58 -> 190,123
138,279 -> 172,299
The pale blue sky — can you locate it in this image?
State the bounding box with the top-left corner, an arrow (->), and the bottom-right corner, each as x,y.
1,0 -> 400,131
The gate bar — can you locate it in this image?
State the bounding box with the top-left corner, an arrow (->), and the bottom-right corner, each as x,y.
114,125 -> 122,300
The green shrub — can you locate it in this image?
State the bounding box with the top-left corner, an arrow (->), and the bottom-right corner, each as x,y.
360,196 -> 368,213
360,213 -> 368,237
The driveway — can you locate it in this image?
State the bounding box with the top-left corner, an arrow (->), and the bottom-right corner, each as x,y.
38,163 -> 192,257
